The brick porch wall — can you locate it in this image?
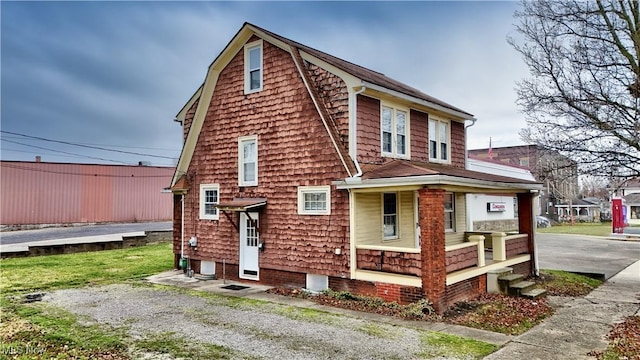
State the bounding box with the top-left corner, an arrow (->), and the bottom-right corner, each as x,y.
445,275 -> 486,306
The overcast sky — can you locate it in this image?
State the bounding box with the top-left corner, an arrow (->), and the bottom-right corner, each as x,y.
1,1 -> 528,166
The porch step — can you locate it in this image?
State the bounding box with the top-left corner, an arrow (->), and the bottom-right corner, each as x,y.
507,280 -> 537,297
497,273 -> 524,294
522,288 -> 548,299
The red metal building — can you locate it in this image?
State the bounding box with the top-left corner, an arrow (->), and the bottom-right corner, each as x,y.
1,161 -> 174,226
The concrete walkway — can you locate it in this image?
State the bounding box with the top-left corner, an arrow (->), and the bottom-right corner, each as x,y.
0,232 -> 146,254
485,260 -> 640,359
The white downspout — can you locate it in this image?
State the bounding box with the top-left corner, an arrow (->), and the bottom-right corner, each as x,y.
347,85 -> 366,180
464,118 -> 477,231
181,194 -> 185,260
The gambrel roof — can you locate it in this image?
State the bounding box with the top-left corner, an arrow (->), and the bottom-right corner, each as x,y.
172,23 -> 475,187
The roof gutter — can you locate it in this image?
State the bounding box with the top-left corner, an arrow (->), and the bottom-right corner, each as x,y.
334,174 -> 543,191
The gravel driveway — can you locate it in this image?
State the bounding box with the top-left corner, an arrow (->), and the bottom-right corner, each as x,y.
43,284 -> 472,360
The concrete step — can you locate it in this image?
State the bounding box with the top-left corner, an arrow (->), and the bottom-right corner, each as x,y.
508,280 -> 537,296
522,288 -> 548,299
498,273 -> 524,294
487,267 -> 513,294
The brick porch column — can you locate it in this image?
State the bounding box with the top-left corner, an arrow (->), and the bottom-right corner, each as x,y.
517,192 -> 535,275
418,188 -> 446,312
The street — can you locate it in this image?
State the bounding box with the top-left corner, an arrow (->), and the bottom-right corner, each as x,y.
536,233 -> 640,279
0,222 -> 172,245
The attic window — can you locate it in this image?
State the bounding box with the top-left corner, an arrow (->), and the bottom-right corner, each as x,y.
244,40 -> 263,94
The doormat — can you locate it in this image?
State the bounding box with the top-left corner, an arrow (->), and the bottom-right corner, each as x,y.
221,285 -> 250,291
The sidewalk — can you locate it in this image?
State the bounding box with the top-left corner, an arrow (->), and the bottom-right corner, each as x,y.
148,260 -> 640,359
485,260 -> 640,359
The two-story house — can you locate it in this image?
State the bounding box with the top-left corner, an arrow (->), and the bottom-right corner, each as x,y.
170,23 -> 542,312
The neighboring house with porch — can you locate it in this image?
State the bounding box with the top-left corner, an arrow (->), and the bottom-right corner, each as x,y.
555,198 -> 601,223
619,178 -> 640,225
170,23 -> 542,312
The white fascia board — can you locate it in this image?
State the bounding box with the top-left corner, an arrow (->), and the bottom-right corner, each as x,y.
362,81 -> 475,121
175,86 -> 203,123
334,174 -> 543,192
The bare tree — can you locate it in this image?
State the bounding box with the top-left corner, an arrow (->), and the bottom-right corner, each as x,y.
510,0 -> 640,179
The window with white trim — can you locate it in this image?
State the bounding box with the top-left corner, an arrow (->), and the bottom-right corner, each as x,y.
429,118 -> 450,163
244,40 -> 263,94
238,135 -> 258,186
381,105 -> 408,158
297,186 -> 331,215
383,193 -> 398,239
444,192 -> 455,232
199,184 -> 219,220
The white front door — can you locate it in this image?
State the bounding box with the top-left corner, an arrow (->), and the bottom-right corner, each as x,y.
239,212 -> 259,280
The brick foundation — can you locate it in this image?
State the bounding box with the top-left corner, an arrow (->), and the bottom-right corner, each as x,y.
445,275 -> 487,307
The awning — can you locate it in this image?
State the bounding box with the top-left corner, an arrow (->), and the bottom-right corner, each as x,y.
215,198 -> 267,212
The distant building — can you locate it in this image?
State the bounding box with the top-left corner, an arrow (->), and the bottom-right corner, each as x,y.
1,160 -> 174,228
619,178 -> 640,225
469,145 -> 579,220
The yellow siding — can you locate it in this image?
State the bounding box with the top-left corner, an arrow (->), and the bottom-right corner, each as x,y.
355,193 -> 382,245
355,191 -> 416,248
445,193 -> 467,246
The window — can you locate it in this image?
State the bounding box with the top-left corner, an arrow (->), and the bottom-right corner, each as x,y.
199,184 -> 219,220
239,135 -> 258,186
297,186 -> 331,215
429,118 -> 450,163
383,193 -> 398,239
381,105 -> 408,158
519,158 -> 530,167
244,40 -> 263,94
444,192 -> 455,232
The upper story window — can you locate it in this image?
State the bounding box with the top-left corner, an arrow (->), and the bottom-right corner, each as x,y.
297,186 -> 331,215
244,40 -> 263,94
383,192 -> 398,240
429,118 -> 450,163
199,184 -> 219,220
381,105 -> 408,158
444,192 -> 455,232
239,135 -> 258,186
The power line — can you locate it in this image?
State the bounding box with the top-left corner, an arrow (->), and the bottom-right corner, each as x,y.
2,138 -> 129,164
2,135 -> 180,152
0,130 -> 177,160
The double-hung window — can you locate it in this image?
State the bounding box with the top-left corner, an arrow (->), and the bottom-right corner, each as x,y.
199,184 -> 219,220
244,40 -> 263,94
383,193 -> 398,239
444,192 -> 455,232
239,135 -> 258,186
381,105 -> 408,158
297,186 -> 331,215
429,118 -> 450,163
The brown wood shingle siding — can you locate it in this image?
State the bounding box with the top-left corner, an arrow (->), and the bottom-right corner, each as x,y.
181,39 -> 351,277
356,95 -> 382,164
308,63 -> 350,151
410,110 -> 429,162
451,120 -> 465,168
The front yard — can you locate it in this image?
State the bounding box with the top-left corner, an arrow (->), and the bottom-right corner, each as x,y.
0,244 -> 497,359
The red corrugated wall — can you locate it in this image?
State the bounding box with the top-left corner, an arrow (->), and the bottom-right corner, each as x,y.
0,161 -> 174,225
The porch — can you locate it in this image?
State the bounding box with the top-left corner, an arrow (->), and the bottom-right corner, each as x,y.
353,232 -> 531,287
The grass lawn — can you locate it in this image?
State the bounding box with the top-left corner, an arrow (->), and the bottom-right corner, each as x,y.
537,223 -> 614,236
0,243 -> 497,359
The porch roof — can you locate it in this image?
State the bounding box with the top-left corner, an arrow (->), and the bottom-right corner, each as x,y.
214,198 -> 267,211
624,193 -> 640,204
335,160 -> 543,191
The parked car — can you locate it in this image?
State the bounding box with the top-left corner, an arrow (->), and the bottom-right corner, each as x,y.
536,215 -> 552,228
